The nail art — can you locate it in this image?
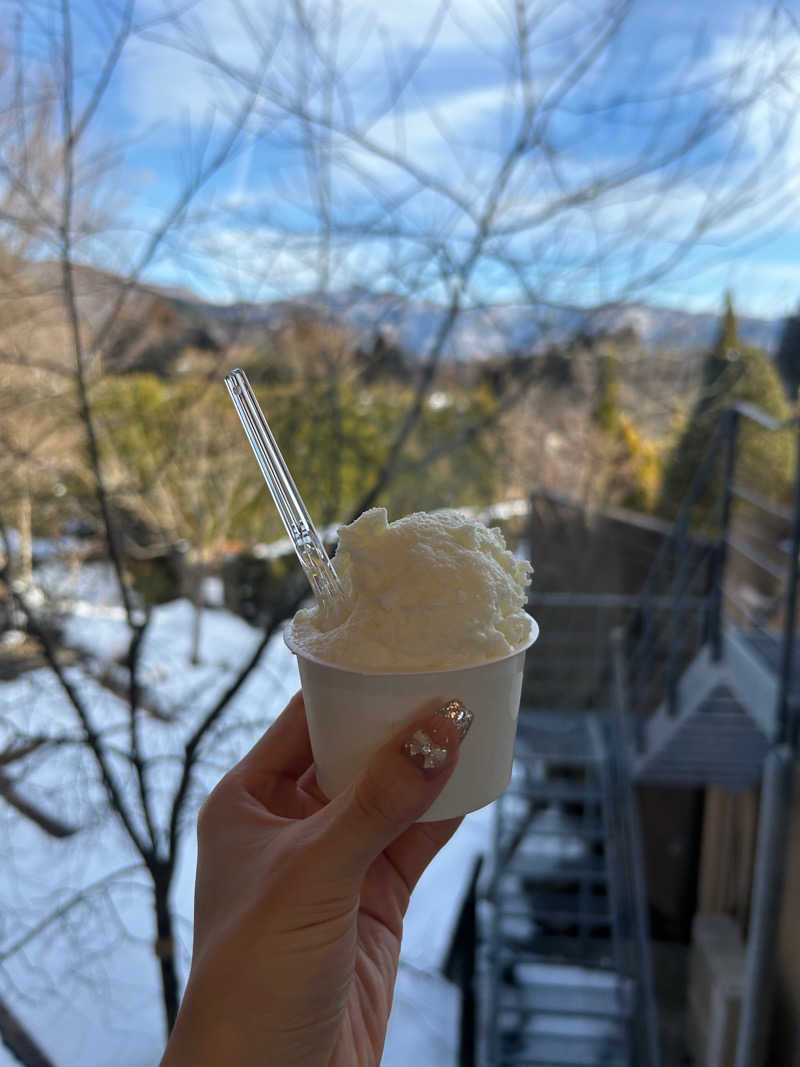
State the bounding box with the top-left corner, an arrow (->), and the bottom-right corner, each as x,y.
435,699 -> 474,741
403,729 -> 448,770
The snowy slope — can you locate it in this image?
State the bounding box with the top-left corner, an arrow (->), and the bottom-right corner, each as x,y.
0,595 -> 492,1067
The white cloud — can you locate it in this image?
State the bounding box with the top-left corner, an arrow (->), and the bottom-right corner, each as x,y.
82,0 -> 800,317
121,24 -> 258,136
362,82 -> 515,155
699,9 -> 800,175
123,0 -> 565,147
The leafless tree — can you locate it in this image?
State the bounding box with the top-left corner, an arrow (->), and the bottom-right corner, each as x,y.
0,0 -> 798,1058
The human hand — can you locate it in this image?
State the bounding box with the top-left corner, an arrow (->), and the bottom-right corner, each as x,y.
160,690 -> 473,1067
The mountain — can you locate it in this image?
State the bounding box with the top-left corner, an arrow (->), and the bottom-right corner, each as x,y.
168,285 -> 782,360
22,260 -> 783,363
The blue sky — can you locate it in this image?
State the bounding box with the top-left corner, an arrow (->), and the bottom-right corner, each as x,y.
4,0 -> 800,319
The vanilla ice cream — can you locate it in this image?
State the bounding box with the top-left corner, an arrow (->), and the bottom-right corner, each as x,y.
288,507 -> 533,673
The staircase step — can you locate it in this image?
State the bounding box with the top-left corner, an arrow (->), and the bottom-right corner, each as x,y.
497,1048 -> 629,1066
496,935 -> 617,968
505,852 -> 609,884
497,963 -> 635,1019
492,910 -> 613,946
499,813 -> 606,843
496,888 -> 612,925
497,1012 -> 629,1066
505,780 -> 604,804
515,718 -> 605,768
516,744 -> 605,769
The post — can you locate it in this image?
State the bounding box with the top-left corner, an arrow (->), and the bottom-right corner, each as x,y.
627,604 -> 649,746
667,517 -> 690,717
776,412 -> 800,745
710,408 -> 740,661
734,746 -> 795,1067
445,859 -> 481,1067
611,628 -> 661,1067
613,625 -> 643,753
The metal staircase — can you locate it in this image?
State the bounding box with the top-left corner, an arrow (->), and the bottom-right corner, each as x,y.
475,704 -> 658,1067
463,402 -> 800,1067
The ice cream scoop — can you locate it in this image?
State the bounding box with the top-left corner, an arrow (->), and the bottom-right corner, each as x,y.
289,507 -> 533,673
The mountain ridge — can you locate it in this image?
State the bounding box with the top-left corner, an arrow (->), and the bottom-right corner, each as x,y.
23,260 -> 784,360
162,284 -> 783,359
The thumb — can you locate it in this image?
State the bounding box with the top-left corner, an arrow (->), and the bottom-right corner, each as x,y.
315,699 -> 473,881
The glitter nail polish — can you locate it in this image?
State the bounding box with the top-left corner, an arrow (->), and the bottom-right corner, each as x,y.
435,699 -> 473,741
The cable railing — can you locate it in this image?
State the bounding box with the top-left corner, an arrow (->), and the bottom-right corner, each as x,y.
524,593 -> 654,712
622,404 -> 800,749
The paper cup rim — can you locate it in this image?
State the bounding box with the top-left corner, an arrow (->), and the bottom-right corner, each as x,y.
283,612 -> 538,678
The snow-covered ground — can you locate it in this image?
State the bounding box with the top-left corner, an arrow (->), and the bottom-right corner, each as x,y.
0,574 -> 493,1067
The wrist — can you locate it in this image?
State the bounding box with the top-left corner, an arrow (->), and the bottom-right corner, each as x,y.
160,985 -> 252,1067
160,980 -> 331,1067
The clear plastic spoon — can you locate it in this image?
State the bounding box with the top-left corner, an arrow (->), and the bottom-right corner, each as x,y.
224,368 -> 346,613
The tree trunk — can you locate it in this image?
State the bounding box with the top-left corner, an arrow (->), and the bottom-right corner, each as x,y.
190,566 -> 203,667
17,486 -> 32,584
0,995 -> 58,1067
153,870 -> 180,1034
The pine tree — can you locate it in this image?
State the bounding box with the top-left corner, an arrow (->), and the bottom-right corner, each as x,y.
659,294 -> 793,522
703,290 -> 738,393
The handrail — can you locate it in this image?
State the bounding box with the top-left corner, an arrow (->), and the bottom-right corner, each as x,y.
731,401 -> 799,432
629,400 -> 795,626
610,629 -> 662,1067
529,592 -> 708,608
633,417 -> 728,609
778,419 -> 800,746
730,482 -> 795,522
722,585 -> 783,629
725,534 -> 789,583
623,398 -> 800,748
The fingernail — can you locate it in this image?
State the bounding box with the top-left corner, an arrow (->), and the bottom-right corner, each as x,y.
403,729 -> 449,772
402,700 -> 473,774
435,699 -> 473,741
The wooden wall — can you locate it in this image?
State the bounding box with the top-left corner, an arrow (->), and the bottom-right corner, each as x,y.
770,770 -> 800,1067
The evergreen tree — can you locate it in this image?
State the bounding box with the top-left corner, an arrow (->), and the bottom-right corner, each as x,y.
593,350 -> 622,434
659,295 -> 793,522
592,348 -> 664,512
703,290 -> 738,393
776,306 -> 800,400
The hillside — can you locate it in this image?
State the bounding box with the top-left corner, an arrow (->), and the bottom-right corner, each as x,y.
21,260 -> 782,370
167,286 -> 781,360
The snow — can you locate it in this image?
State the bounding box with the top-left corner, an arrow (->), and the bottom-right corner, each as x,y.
2,530 -> 87,563
385,967 -> 460,1065
36,560 -> 122,610
201,575 -> 224,607
0,587 -> 493,1067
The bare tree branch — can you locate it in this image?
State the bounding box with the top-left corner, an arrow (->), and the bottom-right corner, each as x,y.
0,515 -> 151,859
0,863 -> 145,966
0,998 -> 58,1067
0,771 -> 77,837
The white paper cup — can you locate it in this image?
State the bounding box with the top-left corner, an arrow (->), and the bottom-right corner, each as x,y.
283,616 -> 538,822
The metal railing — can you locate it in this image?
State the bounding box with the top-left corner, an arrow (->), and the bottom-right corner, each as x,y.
610,629 -> 661,1067
622,404 -> 800,749
525,593 -> 651,712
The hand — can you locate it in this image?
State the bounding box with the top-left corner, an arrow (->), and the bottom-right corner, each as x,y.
160,691 -> 472,1067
